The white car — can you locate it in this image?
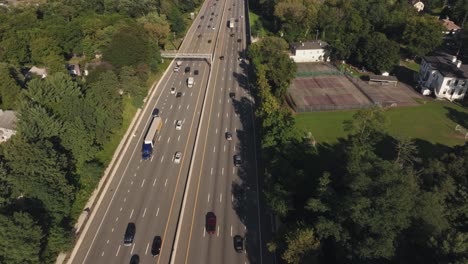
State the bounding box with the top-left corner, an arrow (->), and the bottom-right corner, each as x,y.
212,27 -> 215,30
174,66 -> 180,72
175,120 -> 182,130
170,87 -> 176,94
174,152 -> 182,164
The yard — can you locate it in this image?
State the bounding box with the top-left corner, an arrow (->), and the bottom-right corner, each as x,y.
295,101 -> 468,148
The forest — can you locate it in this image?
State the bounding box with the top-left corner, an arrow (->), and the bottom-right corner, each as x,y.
0,0 -> 198,263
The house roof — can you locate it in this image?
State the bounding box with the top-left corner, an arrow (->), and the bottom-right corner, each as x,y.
0,110 -> 17,130
369,75 -> 398,82
291,40 -> 328,51
441,18 -> 461,31
28,66 -> 47,76
423,53 -> 468,78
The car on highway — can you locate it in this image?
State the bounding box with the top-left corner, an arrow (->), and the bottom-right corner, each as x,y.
208,39 -> 212,43
234,155 -> 242,167
152,108 -> 159,117
198,34 -> 202,38
174,66 -> 180,72
229,92 -> 235,98
235,18 -> 239,22
212,27 -> 216,30
151,236 -> 162,257
226,132 -> 232,140
130,254 -> 140,264
124,223 -> 136,246
220,56 -> 224,60
233,235 -> 244,252
237,38 -> 242,43
206,212 -> 216,234
210,17 -> 213,21
197,24 -> 201,28
194,70 -> 199,75
230,33 -> 235,37
175,120 -> 182,130
176,92 -> 182,98
211,12 -> 214,15
185,66 -> 190,73
201,15 -> 204,19
174,151 -> 182,164
170,87 -> 176,94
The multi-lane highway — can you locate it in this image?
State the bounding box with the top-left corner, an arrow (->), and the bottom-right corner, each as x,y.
67,0 -> 263,262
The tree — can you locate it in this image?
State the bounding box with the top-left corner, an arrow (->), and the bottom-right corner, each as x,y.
0,212 -> 43,264
403,15 -> 444,57
0,63 -> 21,110
282,226 -> 320,264
355,32 -> 400,73
343,106 -> 388,145
119,66 -> 145,97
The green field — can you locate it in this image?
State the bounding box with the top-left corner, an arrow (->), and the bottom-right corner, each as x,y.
295,101 -> 468,147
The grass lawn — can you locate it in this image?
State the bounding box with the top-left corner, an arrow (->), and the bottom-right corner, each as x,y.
295,101 -> 468,147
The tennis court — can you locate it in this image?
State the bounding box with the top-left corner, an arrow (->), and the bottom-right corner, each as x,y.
288,63 -> 372,112
288,63 -> 422,112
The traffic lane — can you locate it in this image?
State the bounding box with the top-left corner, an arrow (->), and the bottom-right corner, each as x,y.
170,64 -> 222,264
155,59 -> 214,264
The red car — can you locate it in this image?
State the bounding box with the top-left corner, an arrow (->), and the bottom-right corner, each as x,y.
206,212 -> 216,235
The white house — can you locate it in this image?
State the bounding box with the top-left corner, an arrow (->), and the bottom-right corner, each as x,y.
409,0 -> 424,12
0,110 -> 17,143
441,18 -> 461,35
417,54 -> 468,101
289,40 -> 328,63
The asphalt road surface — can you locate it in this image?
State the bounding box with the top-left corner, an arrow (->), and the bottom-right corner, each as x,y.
67,0 -> 267,263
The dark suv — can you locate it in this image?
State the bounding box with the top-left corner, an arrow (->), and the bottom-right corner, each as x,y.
233,235 -> 244,252
124,223 -> 136,246
151,236 -> 162,257
152,108 -> 159,117
185,66 -> 191,73
234,155 -> 242,167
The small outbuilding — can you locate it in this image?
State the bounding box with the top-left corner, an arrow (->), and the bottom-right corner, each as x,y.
289,40 -> 328,63
368,74 -> 398,86
0,109 -> 17,143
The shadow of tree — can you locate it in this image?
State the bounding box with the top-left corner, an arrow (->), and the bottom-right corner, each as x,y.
445,106 -> 468,128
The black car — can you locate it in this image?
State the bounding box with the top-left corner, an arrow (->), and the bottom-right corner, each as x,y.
151,236 -> 162,257
194,70 -> 199,75
220,56 -> 224,60
208,39 -> 212,43
198,34 -> 202,38
124,223 -> 136,246
201,15 -> 204,19
234,155 -> 242,167
184,66 -> 190,73
229,92 -> 235,98
230,33 -> 235,37
206,212 -> 216,235
235,18 -> 239,22
233,235 -> 244,252
226,132 -> 232,140
210,17 -> 213,21
176,92 -> 182,98
130,254 -> 139,264
211,12 -> 214,15
237,38 -> 242,43
152,108 -> 159,117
